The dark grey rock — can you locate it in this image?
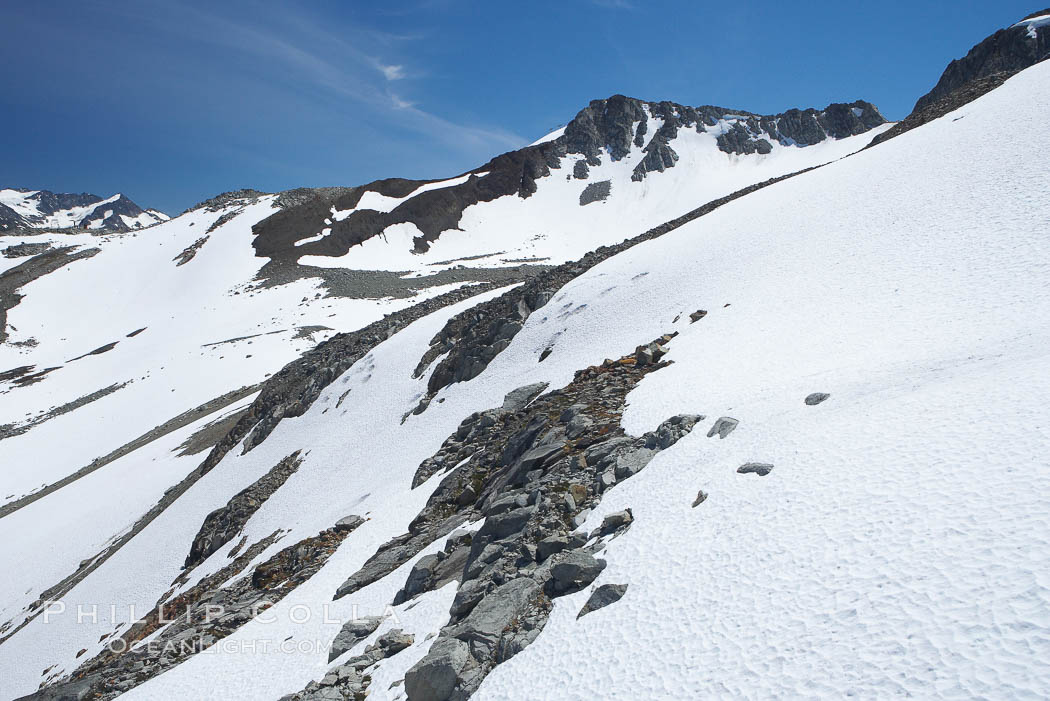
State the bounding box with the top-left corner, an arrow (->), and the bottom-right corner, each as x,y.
558,404 -> 586,423
577,583 -> 628,618
485,492 -> 529,516
516,441 -> 565,475
804,392 -> 830,405
498,416 -> 549,467
579,180 -> 612,206
584,436 -> 635,466
449,578 -> 488,618
501,382 -> 548,412
550,551 -> 607,594
692,490 -> 708,507
612,448 -> 655,480
595,509 -> 633,536
737,462 -> 773,476
329,615 -> 384,661
2,242 -> 52,258
913,15 -> 1049,114
404,637 -> 473,701
449,577 -> 541,654
478,506 -> 537,541
334,514 -> 365,532
644,414 -> 703,450
370,628 -> 414,656
184,451 -> 303,569
536,535 -> 569,563
395,553 -> 442,604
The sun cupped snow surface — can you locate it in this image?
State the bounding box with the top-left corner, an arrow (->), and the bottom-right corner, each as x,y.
2,62 -> 1049,700
301,115 -> 891,275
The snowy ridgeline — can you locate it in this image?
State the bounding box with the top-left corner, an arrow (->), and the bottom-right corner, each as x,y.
0,56 -> 1049,701
0,189 -> 168,232
296,118 -> 889,277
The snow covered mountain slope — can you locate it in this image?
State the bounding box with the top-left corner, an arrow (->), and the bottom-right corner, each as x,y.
0,97 -> 886,538
0,190 -> 508,631
0,189 -> 168,233
1,13 -> 1048,701
139,57 -> 1050,701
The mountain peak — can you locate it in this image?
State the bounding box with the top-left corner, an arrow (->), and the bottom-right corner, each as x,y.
912,8 -> 1050,113
0,188 -> 168,233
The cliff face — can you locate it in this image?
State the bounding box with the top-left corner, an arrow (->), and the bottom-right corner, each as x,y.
912,9 -> 1050,113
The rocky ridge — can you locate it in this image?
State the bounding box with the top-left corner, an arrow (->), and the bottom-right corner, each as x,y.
248,96 -> 884,264
327,336 -> 700,700
872,9 -> 1050,148
912,8 -> 1050,113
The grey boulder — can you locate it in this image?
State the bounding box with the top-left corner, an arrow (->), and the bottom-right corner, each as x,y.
706,416 -> 738,439
577,583 -> 628,618
501,382 -> 549,412
404,637 -> 473,701
334,514 -> 365,533
550,551 -> 607,594
328,615 -> 384,661
737,462 -> 773,476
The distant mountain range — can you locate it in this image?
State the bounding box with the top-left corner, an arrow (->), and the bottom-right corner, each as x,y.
0,188 -> 168,233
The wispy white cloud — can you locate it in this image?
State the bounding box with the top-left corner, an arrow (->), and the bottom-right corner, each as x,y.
100,0 -> 524,157
377,62 -> 406,81
389,92 -> 415,109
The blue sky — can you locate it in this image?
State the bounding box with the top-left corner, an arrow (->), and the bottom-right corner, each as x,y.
0,0 -> 1038,213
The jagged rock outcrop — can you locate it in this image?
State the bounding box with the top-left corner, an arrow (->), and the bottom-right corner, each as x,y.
914,9 -> 1050,113
872,11 -> 1050,148
328,615 -> 385,662
738,462 -> 773,476
334,337 -> 703,699
186,188 -> 268,213
282,628 -> 415,700
579,180 -> 611,205
183,451 -> 304,569
577,583 -> 628,618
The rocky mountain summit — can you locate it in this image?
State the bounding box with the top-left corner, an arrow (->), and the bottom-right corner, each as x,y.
871,8 -> 1050,147
0,188 -> 167,233
2,9 -> 1050,701
913,7 -> 1050,112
